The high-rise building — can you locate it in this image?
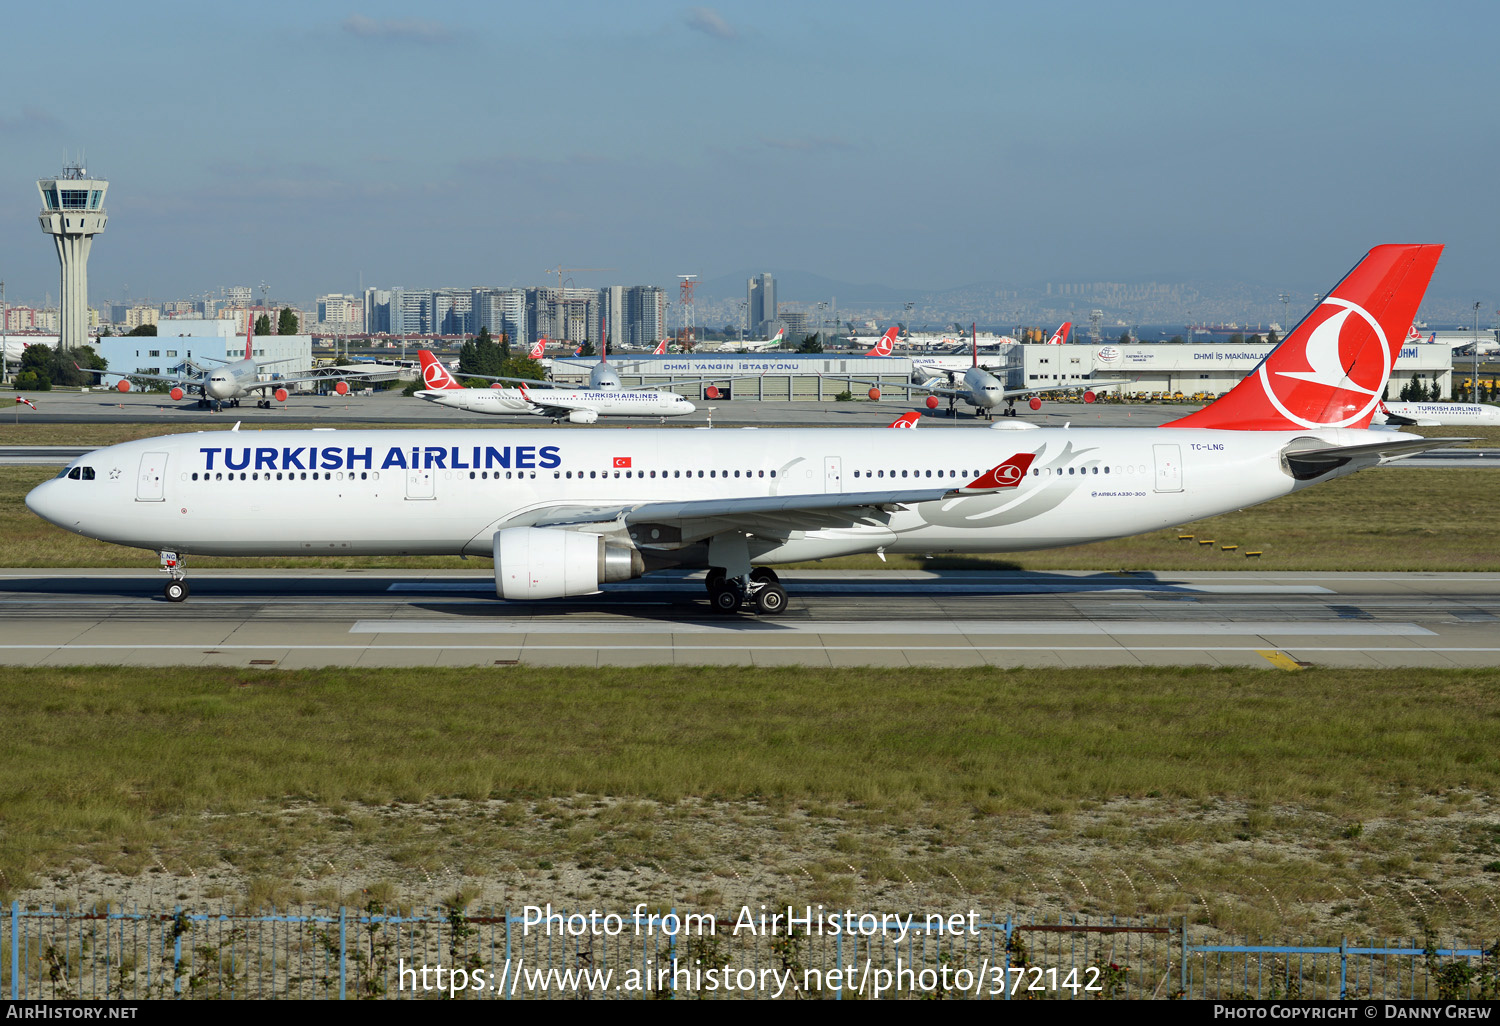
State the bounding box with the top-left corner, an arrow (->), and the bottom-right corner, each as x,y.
363,288 -> 392,333
625,286 -> 666,348
601,286 -> 625,351
38,165 -> 107,350
748,272 -> 777,339
526,287 -> 599,345
432,289 -> 472,335
470,288 -> 527,347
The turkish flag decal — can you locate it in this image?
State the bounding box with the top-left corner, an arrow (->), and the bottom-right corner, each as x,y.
613,456 -> 632,468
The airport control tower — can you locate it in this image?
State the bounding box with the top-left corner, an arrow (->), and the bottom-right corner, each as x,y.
37,164 -> 108,351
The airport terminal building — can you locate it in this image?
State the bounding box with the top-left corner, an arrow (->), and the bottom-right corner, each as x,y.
551,341 -> 1455,401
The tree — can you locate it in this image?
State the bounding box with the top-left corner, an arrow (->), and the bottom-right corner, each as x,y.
1168,335 -> 1185,345
578,340 -> 597,357
254,314 -> 272,337
100,326 -> 113,337
126,324 -> 157,336
797,334 -> 824,353
1119,330 -> 1131,345
13,370 -> 49,392
1228,333 -> 1245,345
1247,334 -> 1263,345
1266,329 -> 1279,346
459,328 -> 505,380
278,307 -> 299,335
1400,373 -> 1421,402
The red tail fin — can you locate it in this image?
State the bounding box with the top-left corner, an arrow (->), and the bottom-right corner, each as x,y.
653,338 -> 667,355
865,327 -> 897,357
1048,321 -> 1071,345
528,337 -> 545,360
246,313 -> 254,360
1165,244 -> 1442,431
417,350 -> 463,390
887,411 -> 921,428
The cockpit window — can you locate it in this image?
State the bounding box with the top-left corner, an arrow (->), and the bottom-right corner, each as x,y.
65,467 -> 95,481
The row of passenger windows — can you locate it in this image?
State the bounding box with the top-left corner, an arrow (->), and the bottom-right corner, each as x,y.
185,471 -> 546,482
552,469 -> 778,480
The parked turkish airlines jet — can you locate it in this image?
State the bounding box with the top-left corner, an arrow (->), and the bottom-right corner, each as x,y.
864,327 -> 898,357
1047,322 -> 1072,345
82,320 -> 347,409
414,351 -> 694,423
28,245 -> 1457,615
1373,400 -> 1500,427
653,339 -> 668,355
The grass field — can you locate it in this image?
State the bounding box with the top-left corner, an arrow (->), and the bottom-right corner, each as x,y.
3,666 -> 1499,940
3,460 -> 1497,571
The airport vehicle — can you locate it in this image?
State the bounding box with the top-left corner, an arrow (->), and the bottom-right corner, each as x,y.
1047,322 -> 1072,345
414,351 -> 695,422
1373,400 -> 1500,426
81,320 -> 346,409
839,326 -> 1125,418
27,245 -> 1456,616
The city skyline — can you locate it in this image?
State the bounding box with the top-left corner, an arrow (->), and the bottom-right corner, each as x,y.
1,2 -> 1496,314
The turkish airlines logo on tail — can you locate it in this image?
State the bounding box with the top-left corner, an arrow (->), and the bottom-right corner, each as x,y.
887,411 -> 921,428
865,327 -> 897,357
1048,321 -> 1071,345
1259,298 -> 1389,428
418,351 -> 461,390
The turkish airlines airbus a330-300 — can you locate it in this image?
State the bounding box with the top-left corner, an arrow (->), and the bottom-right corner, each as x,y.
28,245 -> 1457,615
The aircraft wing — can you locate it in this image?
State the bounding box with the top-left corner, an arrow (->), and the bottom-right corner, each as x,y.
509,456 -> 1036,543
240,372 -> 351,392
76,365 -> 199,389
833,375 -> 972,400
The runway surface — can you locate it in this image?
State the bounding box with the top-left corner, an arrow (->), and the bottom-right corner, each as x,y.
1,569 -> 1495,669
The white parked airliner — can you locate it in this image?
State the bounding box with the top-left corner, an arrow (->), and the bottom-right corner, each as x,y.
1373,401 -> 1500,427
413,350 -> 695,423
28,245 -> 1457,615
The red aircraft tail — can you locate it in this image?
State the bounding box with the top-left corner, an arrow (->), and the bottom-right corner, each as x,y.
1165,244 -> 1442,431
865,327 -> 897,357
416,350 -> 463,390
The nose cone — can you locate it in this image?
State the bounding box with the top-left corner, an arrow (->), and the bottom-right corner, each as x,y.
679,401 -> 696,414
25,478 -> 69,528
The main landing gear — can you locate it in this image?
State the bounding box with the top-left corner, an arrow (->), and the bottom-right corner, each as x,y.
705,567 -> 787,616
160,550 -> 189,602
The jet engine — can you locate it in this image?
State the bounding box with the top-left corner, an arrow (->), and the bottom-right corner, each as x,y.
1028,396 -> 1042,411
567,409 -> 598,424
116,380 -> 131,393
925,395 -> 940,410
334,381 -> 349,396
493,527 -> 643,600
170,387 -> 185,401
274,388 -> 289,403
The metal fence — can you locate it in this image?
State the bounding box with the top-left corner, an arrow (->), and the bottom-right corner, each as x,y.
3,901 -> 1493,1000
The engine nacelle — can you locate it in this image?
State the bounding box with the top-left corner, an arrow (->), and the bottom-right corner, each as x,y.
1083,390 -> 1096,404
274,388 -> 289,403
867,387 -> 881,401
334,380 -> 349,395
925,395 -> 940,410
567,409 -> 599,424
493,527 -> 643,600
169,387 -> 185,401
116,380 -> 131,393
1028,396 -> 1042,411
490,382 -> 505,389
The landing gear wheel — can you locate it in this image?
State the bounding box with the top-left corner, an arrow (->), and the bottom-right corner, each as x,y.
709,583 -> 743,614
753,583 -> 788,616
750,567 -> 779,585
164,580 -> 189,603
705,567 -> 726,592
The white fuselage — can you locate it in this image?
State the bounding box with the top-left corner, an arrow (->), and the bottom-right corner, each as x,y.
27,425 -> 1379,563
416,387 -> 694,418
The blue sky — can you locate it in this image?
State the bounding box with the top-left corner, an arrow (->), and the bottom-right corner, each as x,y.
1,0 -> 1495,307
